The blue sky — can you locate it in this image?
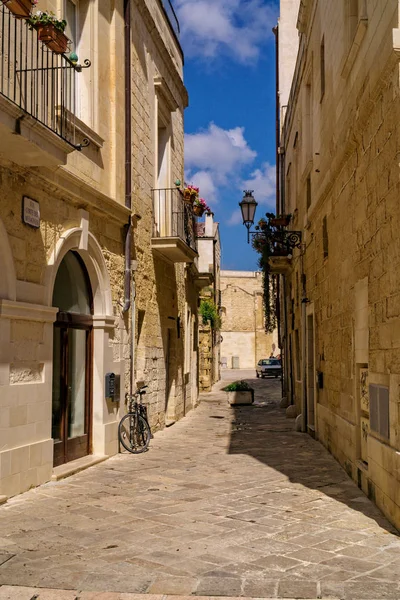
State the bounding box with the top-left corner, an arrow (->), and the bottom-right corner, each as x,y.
174,0 -> 279,270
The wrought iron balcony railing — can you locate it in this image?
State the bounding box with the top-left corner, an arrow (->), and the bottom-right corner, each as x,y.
152,187 -> 197,253
0,4 -> 90,150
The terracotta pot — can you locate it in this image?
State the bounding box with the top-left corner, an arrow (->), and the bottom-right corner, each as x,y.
35,23 -> 69,54
1,0 -> 33,18
193,205 -> 205,217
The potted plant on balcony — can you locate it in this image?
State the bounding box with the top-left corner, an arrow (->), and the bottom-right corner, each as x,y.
223,380 -> 254,405
268,213 -> 292,227
1,0 -> 37,18
193,197 -> 210,217
183,185 -> 199,205
28,11 -> 69,54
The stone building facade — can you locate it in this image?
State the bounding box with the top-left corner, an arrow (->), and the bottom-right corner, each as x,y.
220,271 -> 278,370
277,0 -> 400,529
0,0 -> 199,500
196,213 -> 221,391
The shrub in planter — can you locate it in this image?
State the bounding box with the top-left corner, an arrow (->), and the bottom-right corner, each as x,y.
223,380 -> 254,405
28,11 -> 69,54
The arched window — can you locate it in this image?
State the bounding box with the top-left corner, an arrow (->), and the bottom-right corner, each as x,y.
52,251 -> 92,315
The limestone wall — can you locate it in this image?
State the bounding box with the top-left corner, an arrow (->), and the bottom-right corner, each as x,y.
281,0 -> 400,528
0,0 -> 196,499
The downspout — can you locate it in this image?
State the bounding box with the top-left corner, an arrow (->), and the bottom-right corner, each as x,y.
273,23 -> 286,399
301,255 -> 307,433
123,0 -> 133,396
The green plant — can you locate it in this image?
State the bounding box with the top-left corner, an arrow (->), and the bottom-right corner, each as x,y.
223,380 -> 253,392
28,11 -> 67,32
199,299 -> 221,329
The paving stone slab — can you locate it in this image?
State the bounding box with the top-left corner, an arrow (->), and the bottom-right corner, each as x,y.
0,371 -> 399,599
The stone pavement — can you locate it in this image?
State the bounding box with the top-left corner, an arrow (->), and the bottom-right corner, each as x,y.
1,370 -> 400,600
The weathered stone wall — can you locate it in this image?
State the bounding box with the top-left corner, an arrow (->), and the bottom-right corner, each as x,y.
128,1 -> 197,429
281,0 -> 400,528
0,0 -> 195,499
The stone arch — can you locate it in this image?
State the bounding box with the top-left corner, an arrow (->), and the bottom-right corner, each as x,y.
45,227 -> 113,316
0,218 -> 16,301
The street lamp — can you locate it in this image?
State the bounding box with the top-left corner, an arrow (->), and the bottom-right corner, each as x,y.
239,190 -> 258,243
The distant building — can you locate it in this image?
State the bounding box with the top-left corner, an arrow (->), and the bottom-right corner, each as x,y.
220,271 -> 279,370
196,213 -> 221,391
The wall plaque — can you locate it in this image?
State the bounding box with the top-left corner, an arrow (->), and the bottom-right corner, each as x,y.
22,196 -> 40,228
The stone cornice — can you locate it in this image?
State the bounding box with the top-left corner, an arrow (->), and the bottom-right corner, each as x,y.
30,166 -> 131,224
0,300 -> 58,322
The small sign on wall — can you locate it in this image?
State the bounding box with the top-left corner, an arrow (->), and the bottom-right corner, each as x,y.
22,196 -> 40,229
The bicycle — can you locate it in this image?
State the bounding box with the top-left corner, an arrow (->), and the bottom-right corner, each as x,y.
118,384 -> 151,453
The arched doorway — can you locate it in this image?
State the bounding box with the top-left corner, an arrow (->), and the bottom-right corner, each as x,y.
52,250 -> 93,466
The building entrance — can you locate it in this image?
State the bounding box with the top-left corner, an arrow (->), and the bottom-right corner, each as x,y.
52,251 -> 93,467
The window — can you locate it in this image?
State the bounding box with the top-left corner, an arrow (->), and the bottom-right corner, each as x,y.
323,215 -> 328,258
65,0 -> 78,52
154,109 -> 171,236
304,79 -> 312,165
306,175 -> 311,209
295,329 -> 301,381
286,163 -> 292,211
369,384 -> 390,440
348,0 -> 359,42
320,37 -> 325,100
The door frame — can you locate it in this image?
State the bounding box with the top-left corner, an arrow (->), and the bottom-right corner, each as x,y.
53,316 -> 93,467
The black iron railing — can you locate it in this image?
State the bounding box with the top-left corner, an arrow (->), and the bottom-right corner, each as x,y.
0,4 -> 90,150
152,188 -> 197,253
161,0 -> 180,38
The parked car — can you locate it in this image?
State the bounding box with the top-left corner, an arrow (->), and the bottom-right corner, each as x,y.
256,358 -> 282,378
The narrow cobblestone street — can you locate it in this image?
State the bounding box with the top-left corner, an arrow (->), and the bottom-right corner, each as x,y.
1,371 -> 399,600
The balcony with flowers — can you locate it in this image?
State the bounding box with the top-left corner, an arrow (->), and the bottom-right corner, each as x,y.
0,2 -> 91,166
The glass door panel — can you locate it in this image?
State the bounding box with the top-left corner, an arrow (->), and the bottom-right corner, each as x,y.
52,326 -> 63,442
68,328 -> 87,439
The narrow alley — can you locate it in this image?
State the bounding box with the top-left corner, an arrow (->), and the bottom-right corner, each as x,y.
0,372 -> 399,600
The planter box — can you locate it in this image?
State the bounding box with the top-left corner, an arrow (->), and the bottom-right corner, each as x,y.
193,205 -> 205,217
269,216 -> 291,227
226,390 -> 254,405
2,0 -> 33,18
35,24 -> 69,54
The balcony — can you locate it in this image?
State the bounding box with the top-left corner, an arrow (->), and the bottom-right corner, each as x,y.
0,4 -> 90,167
151,188 -> 198,263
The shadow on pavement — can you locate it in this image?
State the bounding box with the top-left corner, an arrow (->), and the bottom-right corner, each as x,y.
227,373 -> 399,537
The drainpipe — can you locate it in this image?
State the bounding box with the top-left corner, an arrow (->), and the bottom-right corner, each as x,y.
123,0 -> 133,396
301,254 -> 307,433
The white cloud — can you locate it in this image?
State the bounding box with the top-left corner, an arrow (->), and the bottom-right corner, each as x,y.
225,162 -> 276,225
175,0 -> 277,63
242,162 -> 276,207
185,123 -> 256,191
186,170 -> 218,202
226,209 -> 243,226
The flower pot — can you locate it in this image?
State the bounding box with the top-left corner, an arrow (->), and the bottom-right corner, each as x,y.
193,205 -> 205,217
269,216 -> 291,227
1,0 -> 33,18
35,23 -> 69,54
226,390 -> 254,405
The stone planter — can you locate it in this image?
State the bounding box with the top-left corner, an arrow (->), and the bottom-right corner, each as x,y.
1,0 -> 33,18
226,390 -> 254,405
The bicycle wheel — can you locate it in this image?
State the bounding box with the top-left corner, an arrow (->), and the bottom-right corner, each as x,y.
118,413 -> 151,454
